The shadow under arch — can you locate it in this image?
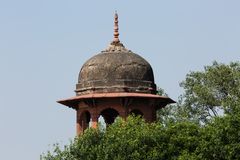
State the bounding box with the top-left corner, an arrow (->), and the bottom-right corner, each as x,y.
80,110 -> 91,131
130,109 -> 143,117
100,108 -> 119,126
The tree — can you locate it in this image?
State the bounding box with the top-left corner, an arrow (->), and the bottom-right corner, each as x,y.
41,113 -> 240,160
158,61 -> 240,124
195,112 -> 240,160
41,116 -> 201,160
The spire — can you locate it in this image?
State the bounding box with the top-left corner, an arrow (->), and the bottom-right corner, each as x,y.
113,11 -> 120,44
104,12 -> 128,52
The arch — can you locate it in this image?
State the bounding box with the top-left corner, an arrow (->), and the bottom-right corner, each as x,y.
100,108 -> 119,126
79,110 -> 91,131
130,109 -> 144,117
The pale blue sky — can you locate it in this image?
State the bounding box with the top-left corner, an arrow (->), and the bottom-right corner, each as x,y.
0,0 -> 239,159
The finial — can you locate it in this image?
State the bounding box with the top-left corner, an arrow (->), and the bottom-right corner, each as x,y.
105,11 -> 127,52
113,11 -> 120,43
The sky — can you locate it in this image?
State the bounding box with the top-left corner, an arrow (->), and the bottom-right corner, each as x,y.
0,0 -> 239,159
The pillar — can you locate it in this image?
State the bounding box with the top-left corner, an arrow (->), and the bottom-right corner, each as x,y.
119,109 -> 127,120
91,114 -> 99,129
76,110 -> 81,135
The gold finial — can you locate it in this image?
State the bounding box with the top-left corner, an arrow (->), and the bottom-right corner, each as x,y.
113,11 -> 120,43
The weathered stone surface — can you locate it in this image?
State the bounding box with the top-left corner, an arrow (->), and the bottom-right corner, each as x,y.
76,47 -> 156,95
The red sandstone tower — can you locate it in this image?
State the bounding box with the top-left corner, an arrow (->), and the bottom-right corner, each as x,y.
58,13 -> 175,135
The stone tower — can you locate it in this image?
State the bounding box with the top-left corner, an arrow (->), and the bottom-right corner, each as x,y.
58,13 -> 175,135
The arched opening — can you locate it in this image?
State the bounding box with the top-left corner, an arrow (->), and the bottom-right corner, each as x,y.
100,108 -> 119,126
130,109 -> 143,117
80,111 -> 91,131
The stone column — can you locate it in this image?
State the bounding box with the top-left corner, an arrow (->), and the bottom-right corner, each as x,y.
141,106 -> 153,123
76,110 -> 81,136
91,114 -> 99,129
151,108 -> 157,122
119,109 -> 127,120
144,107 -> 157,123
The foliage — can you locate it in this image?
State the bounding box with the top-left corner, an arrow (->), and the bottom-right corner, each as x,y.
41,128 -> 103,160
158,61 -> 240,125
196,111 -> 240,160
42,113 -> 240,160
180,61 -> 240,123
41,116 -> 201,160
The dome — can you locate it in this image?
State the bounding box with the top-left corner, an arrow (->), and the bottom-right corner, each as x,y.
75,13 -> 156,95
76,42 -> 156,95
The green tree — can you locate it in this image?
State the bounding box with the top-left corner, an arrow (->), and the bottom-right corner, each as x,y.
195,110 -> 240,160
42,114 -> 240,160
41,116 -> 201,160
181,61 -> 240,123
158,61 -> 240,124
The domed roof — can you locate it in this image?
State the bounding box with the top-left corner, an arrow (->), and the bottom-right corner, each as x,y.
76,43 -> 156,95
75,13 -> 156,95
